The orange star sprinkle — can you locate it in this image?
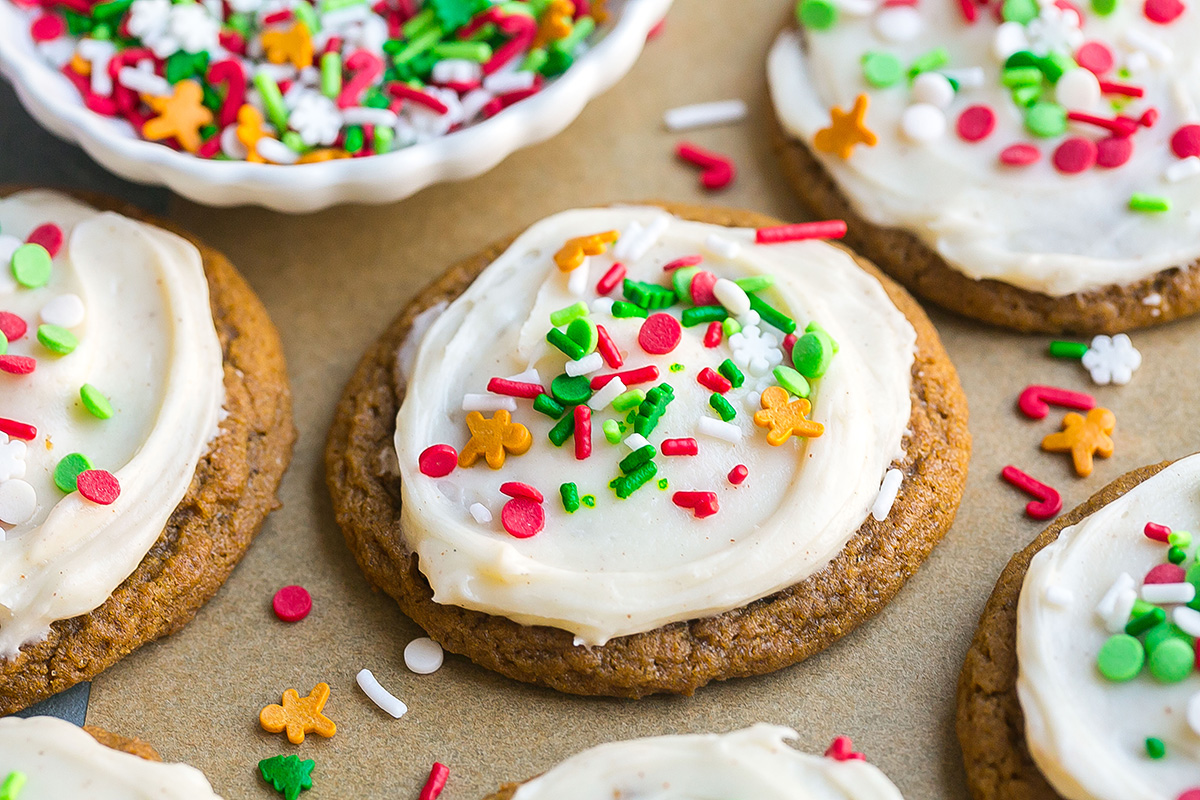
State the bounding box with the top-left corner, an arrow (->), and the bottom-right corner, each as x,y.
141,79 -> 214,153
753,386 -> 824,446
534,0 -> 575,48
1041,407 -> 1115,477
259,683 -> 337,745
261,21 -> 314,70
459,410 -> 533,469
554,230 -> 619,272
813,94 -> 878,160
235,104 -> 272,163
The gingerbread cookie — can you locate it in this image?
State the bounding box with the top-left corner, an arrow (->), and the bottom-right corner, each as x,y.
768,5 -> 1200,333
326,202 -> 970,697
0,189 -> 295,714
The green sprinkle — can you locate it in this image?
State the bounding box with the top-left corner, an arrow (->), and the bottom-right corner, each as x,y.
709,393 -> 736,422
612,389 -> 645,412
805,321 -> 839,352
1125,606 -> 1166,637
401,4 -> 436,36
293,0 -> 320,31
546,328 -> 586,360
722,318 -> 742,337
566,317 -> 598,354
38,324 -> 78,355
717,359 -> 744,388
80,384 -> 114,419
53,452 -> 93,494
258,754 -> 314,800
657,478 -> 669,490
320,51 -> 342,99
733,275 -> 774,293
1148,637 -> 1194,683
1048,340 -> 1089,359
633,383 -> 674,437
555,14 -> 594,51
0,772 -> 27,800
1025,102 -> 1068,138
1096,633 -> 1144,681
796,0 -> 838,29
611,301 -> 648,319
0,331 -> 6,355
619,444 -> 657,474
773,366 -> 811,398
1169,530 -> 1192,548
91,0 -> 132,18
521,47 -> 548,72
533,393 -> 565,419
1011,84 -> 1043,108
1092,0 -> 1117,14
610,460 -> 657,499
11,243 -> 52,288
681,305 -> 727,328
550,301 -> 589,327
581,494 -> 595,507
861,51 -> 903,88
1038,52 -> 1075,84
253,71 -> 290,133
672,266 -> 701,304
1130,193 -> 1171,213
669,363 -> 685,373
344,125 -> 365,154
548,412 -> 575,447
792,329 -> 835,378
392,24 -> 444,65
560,482 -> 580,513
432,41 -> 493,61
374,126 -> 395,155
1002,0 -> 1039,22
602,418 -> 621,444
1168,546 -> 1187,565
1002,66 -> 1043,88
623,279 -> 675,310
908,47 -> 949,77
551,374 -> 592,406
747,293 -> 796,334
282,131 -> 307,154
1146,737 -> 1167,759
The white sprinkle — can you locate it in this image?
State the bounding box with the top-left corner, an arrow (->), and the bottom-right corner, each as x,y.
1043,585 -> 1074,608
833,0 -> 878,14
992,21 -> 1028,59
1123,28 -> 1172,65
118,65 -> 171,97
870,468 -> 903,521
1142,582 -> 1196,605
1105,588 -> 1138,633
483,70 -> 535,94
40,294 -> 86,328
567,260 -> 589,296
663,99 -> 748,132
254,61 -> 297,82
0,479 -> 37,525
78,38 -> 116,96
469,502 -> 492,524
37,39 -> 76,68
911,72 -> 955,109
506,367 -> 541,384
1126,50 -> 1151,74
1055,67 -> 1101,111
355,669 -> 408,718
588,378 -> 626,410
462,394 -> 517,412
744,390 -> 762,411
614,216 -> 670,262
591,297 -> 615,316
1096,573 -> 1135,618
221,125 -> 249,160
566,352 -> 604,377
341,106 -> 399,127
624,433 -> 651,451
698,417 -> 741,443
1174,606 -> 1200,637
256,137 -> 300,165
1142,292 -> 1163,306
941,67 -> 985,89
1166,156 -> 1200,183
404,637 -> 445,674
874,6 -> 923,42
612,221 -> 644,259
432,58 -> 482,85
713,278 -> 750,316
1188,693 -> 1200,736
322,3 -> 371,28
901,103 -> 947,142
460,88 -> 495,121
705,233 -> 740,259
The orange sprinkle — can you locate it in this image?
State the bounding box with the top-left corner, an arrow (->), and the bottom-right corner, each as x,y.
753,386 -> 824,446
259,683 -> 337,745
141,80 -> 213,153
235,104 -> 272,163
554,230 -> 619,272
534,0 -> 575,48
1041,407 -> 1115,477
297,149 -> 352,163
261,21 -> 314,70
813,94 -> 878,160
69,52 -> 91,76
459,410 -> 532,469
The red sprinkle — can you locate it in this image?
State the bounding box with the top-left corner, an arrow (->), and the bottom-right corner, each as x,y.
958,0 -> 979,22
676,142 -> 735,190
26,223 -> 63,257
1075,41 -> 1114,75
272,585 -> 313,622
1171,124 -> 1200,158
672,491 -> 719,518
1145,563 -> 1187,584
500,481 -> 544,503
0,418 -> 36,441
728,464 -> 748,485
1144,0 -> 1185,22
690,270 -> 718,306
1144,522 -> 1172,542
1178,790 -> 1200,800
638,312 -> 683,355
1096,136 -> 1134,168
501,497 -> 544,538
573,405 -> 592,460
697,367 -> 732,394
486,378 -> 545,398
1068,112 -> 1139,137
1000,144 -> 1041,166
1098,80 -> 1145,98
1052,137 -> 1098,174
956,105 -> 996,142
29,13 -> 65,41
646,18 -> 666,39
419,444 -> 458,477
0,312 -> 27,342
76,469 -> 120,505
661,437 -> 698,456
591,365 -> 659,390
1018,385 -> 1097,420
825,736 -> 866,762
703,321 -> 723,348
1001,466 -> 1062,521
596,262 -> 626,295
754,220 -> 848,244
418,762 -> 450,800
207,59 -> 247,128
595,324 -> 624,368
0,355 -> 36,375
782,332 -> 798,360
662,255 -> 702,271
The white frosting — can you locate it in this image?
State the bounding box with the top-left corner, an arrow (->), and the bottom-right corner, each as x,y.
510,725 -> 905,800
0,716 -> 223,799
768,8 -> 1200,297
0,190 -> 224,658
1017,454 -> 1200,800
394,207 -> 915,645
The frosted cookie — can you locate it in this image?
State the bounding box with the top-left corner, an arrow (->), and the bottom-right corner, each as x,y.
768,2 -> 1200,333
0,189 -> 295,714
0,716 -> 223,798
481,725 -> 904,800
326,202 -> 970,697
958,455 -> 1200,800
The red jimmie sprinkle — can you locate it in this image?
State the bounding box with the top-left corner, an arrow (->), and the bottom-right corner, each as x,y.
672,491 -> 719,518
595,324 -> 624,368
1068,111 -> 1139,137
703,321 -> 723,348
30,13 -> 65,41
0,418 -> 36,441
501,497 -> 545,538
1052,137 -> 1098,174
728,464 -> 749,485
638,313 -> 682,355
1098,80 -> 1145,98
1001,466 -> 1062,520
660,437 -> 698,456
782,332 -> 798,360
76,469 -> 121,505
825,736 -> 866,762
676,141 -> 736,191
958,0 -> 979,22
1075,41 -> 1114,75
1144,0 -> 1185,23
1096,136 -> 1134,168
1018,385 -> 1097,420
419,444 -> 458,477
662,254 -> 702,271
0,355 -> 36,375
697,367 -> 732,394
487,377 -> 545,398
1000,144 -> 1041,166
591,365 -> 659,390
755,220 -> 847,244
272,585 -> 313,622
0,312 -> 27,341
500,481 -> 544,502
596,262 -> 626,295
1145,563 -> 1186,584
690,270 -> 718,305
573,405 -> 592,461
208,59 -> 247,128
26,223 -> 63,257
1144,522 -> 1172,542
418,762 -> 450,800
957,105 -> 996,142
1171,124 -> 1200,158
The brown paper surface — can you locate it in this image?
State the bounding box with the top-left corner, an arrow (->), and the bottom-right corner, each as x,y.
70,0 -> 1200,797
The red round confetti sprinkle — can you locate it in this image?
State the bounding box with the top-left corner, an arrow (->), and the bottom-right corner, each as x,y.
1000,144 -> 1041,166
501,497 -> 544,538
1144,0 -> 1185,22
638,312 -> 682,355
1075,41 -> 1114,75
500,481 -> 544,503
1170,124 -> 1200,158
728,464 -> 748,485
1145,563 -> 1187,584
418,444 -> 458,477
689,270 -> 718,306
956,105 -> 997,142
0,312 -> 27,342
29,14 -> 65,41
1180,790 -> 1200,800
1052,137 -> 1098,174
0,355 -> 36,375
26,223 -> 63,257
76,469 -> 120,505
272,585 -> 312,622
1095,136 -> 1134,168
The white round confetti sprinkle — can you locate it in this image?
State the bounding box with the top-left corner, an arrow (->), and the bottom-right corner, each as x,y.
874,6 -> 923,42
1173,606 -> 1200,638
713,278 -> 750,317
911,72 -> 955,109
1166,156 -> 1200,183
404,637 -> 445,675
40,294 -> 86,328
993,21 -> 1028,59
356,668 -> 408,718
1188,693 -> 1200,736
870,468 -> 903,521
900,103 -> 947,143
0,479 -> 37,525
1055,67 -> 1101,111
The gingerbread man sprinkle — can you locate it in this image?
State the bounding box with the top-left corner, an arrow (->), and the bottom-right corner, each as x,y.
459,410 -> 532,469
1041,407 -> 1115,477
814,94 -> 878,160
554,230 -> 619,272
260,682 -> 337,745
236,104 -> 272,163
141,79 -> 214,154
753,386 -> 824,446
261,21 -> 314,70
534,0 -> 575,48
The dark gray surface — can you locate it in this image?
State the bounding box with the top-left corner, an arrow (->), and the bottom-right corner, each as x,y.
10,681 -> 90,726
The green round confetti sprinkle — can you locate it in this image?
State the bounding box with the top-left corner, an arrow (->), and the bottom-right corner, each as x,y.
1147,637 -> 1193,683
862,51 -> 903,88
11,243 -> 52,288
1004,50 -> 1041,70
796,0 -> 838,28
1169,530 -> 1192,548
1092,0 -> 1117,14
54,452 -> 94,494
673,266 -> 701,304
0,331 -> 6,356
566,317 -> 598,354
1143,622 -> 1189,654
80,384 -> 114,419
773,366 -> 811,398
37,323 -> 78,355
551,374 -> 592,406
1025,102 -> 1068,138
793,330 -> 835,379
1146,737 -> 1166,759
1096,633 -> 1144,681
1002,0 -> 1039,22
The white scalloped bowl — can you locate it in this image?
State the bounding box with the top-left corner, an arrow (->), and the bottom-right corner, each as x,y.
0,0 -> 671,211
